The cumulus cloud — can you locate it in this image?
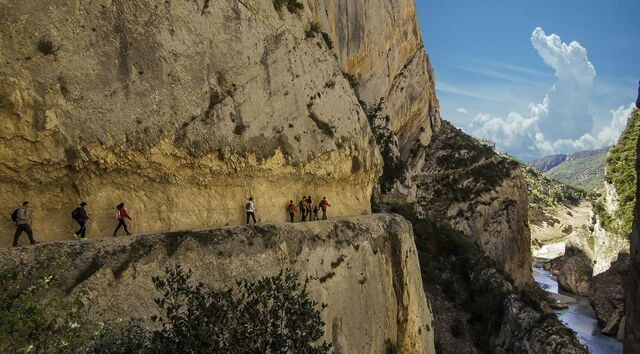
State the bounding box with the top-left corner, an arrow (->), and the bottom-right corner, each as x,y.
469,27 -> 632,160
456,107 -> 468,114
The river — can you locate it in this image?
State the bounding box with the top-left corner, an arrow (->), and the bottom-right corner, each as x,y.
532,260 -> 623,354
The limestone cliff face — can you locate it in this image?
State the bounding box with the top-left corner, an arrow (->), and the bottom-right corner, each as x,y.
556,150 -> 629,298
625,136 -> 640,352
590,253 -> 627,338
416,122 -> 533,286
0,214 -> 435,354
309,0 -> 441,159
0,0 -> 425,244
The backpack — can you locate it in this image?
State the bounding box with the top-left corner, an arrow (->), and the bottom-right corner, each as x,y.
115,210 -> 120,220
246,202 -> 252,211
71,207 -> 81,220
11,209 -> 19,223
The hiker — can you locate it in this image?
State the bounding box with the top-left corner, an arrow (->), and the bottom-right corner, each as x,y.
306,196 -> 313,217
312,205 -> 320,221
12,201 -> 37,247
113,203 -> 132,237
72,202 -> 90,239
245,197 -> 257,224
299,197 -> 308,222
288,200 -> 298,223
636,80 -> 640,109
319,197 -> 331,220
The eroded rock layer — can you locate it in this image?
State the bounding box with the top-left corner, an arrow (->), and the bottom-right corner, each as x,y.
0,0 -> 444,244
0,214 -> 435,354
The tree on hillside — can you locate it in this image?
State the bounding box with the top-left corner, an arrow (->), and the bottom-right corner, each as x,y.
89,265 -> 331,354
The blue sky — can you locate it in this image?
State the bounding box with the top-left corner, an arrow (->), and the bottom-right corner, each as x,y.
416,0 -> 640,161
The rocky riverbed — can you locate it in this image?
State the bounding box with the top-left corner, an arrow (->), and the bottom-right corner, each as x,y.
533,259 -> 622,354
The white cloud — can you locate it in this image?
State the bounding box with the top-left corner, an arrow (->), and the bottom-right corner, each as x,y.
597,104 -> 636,146
456,107 -> 468,114
530,27 -> 596,141
468,27 -> 633,160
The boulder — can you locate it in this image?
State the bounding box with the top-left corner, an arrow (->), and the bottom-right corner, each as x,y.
557,246 -> 593,296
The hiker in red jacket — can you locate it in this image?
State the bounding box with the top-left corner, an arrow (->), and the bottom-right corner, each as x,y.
319,197 -> 331,220
288,200 -> 298,223
113,203 -> 132,237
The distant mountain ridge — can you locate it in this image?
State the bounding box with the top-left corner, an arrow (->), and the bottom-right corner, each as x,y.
532,154 -> 568,173
532,148 -> 609,173
531,148 -> 609,191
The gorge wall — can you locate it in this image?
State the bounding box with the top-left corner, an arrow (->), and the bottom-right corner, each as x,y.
626,110 -> 640,352
415,122 -> 533,286
0,0 -> 440,245
0,214 -> 435,354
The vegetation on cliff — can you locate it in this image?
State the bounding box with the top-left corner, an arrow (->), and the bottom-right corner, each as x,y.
0,274 -> 90,353
601,108 -> 640,237
422,122 -> 519,203
0,266 -> 330,353
523,164 -> 587,211
522,163 -> 589,235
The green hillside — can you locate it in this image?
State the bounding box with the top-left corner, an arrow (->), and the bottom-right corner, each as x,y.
600,108 -> 640,238
545,149 -> 608,191
522,164 -> 587,225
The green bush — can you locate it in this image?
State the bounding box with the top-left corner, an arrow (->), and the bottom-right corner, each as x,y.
0,275 -> 92,353
308,109 -> 335,137
273,0 -> 304,13
305,22 -> 321,38
321,32 -> 334,50
37,38 -> 57,55
342,72 -> 359,94
88,265 -> 331,353
233,121 -> 248,135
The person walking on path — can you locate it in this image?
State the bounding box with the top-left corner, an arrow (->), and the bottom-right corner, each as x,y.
12,201 -> 37,247
245,197 -> 257,224
113,203 -> 132,237
319,197 -> 331,220
306,196 -> 313,217
312,205 -> 320,221
288,200 -> 298,223
72,202 -> 90,240
299,197 -> 308,222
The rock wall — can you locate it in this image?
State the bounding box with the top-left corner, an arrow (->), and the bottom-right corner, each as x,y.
590,253 -> 627,338
625,133 -> 640,352
470,267 -> 587,354
556,144 -> 630,298
416,122 -> 533,286
0,0 -> 449,244
309,0 -> 441,159
0,214 -> 435,354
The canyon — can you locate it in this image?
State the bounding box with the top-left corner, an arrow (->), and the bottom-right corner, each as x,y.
1,0 -> 621,352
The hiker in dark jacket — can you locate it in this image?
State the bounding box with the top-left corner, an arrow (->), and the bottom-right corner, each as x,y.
299,197 -> 308,222
288,200 -> 298,223
306,196 -> 313,217
72,202 -> 90,240
113,203 -> 132,237
12,201 -> 37,247
636,80 -> 640,109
